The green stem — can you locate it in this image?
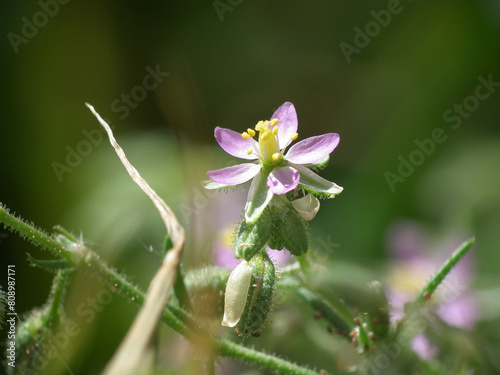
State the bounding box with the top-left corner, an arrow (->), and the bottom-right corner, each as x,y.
0,205 -> 191,338
0,205 -> 74,265
296,287 -> 354,338
82,250 -> 191,338
398,237 -> 475,335
46,270 -> 70,324
1,205 -> 321,374
216,339 -> 319,375
411,237 -> 474,309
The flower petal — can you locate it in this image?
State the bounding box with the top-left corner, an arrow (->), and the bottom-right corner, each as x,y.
245,169 -> 273,224
291,163 -> 343,197
207,163 -> 261,185
286,133 -> 340,165
270,102 -> 298,150
267,166 -> 300,195
214,127 -> 259,160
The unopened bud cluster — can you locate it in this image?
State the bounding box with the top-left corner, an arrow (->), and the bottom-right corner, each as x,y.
222,252 -> 275,338
222,194 -> 316,337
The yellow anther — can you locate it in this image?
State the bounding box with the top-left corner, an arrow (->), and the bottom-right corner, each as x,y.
247,149 -> 253,155
260,132 -> 268,140
255,121 -> 264,131
272,127 -> 279,135
290,133 -> 298,141
272,153 -> 281,161
241,132 -> 250,139
247,128 -> 256,137
270,119 -> 279,126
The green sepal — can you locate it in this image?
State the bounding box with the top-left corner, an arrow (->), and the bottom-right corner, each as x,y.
235,251 -> 276,337
184,267 -> 230,322
244,168 -> 273,224
26,253 -> 73,272
291,163 -> 343,198
267,232 -> 284,251
275,209 -> 309,257
234,210 -> 271,261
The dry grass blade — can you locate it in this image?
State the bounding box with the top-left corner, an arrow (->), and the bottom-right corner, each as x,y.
85,104 -> 185,375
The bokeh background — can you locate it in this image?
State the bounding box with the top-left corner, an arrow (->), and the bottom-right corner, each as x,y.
1,0 -> 500,374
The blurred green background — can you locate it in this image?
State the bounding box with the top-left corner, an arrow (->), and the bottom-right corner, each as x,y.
1,0 -> 500,374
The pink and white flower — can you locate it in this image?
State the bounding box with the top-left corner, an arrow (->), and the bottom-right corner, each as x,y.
204,102 -> 342,223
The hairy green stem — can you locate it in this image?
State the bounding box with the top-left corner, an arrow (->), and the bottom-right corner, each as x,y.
296,287 -> 354,337
82,250 -> 192,338
1,205 -> 321,375
216,339 -> 320,375
46,270 -> 70,324
0,204 -> 74,265
397,237 -> 475,336
410,237 -> 474,310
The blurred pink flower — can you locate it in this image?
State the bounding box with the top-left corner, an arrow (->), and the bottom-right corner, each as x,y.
411,333 -> 438,360
385,219 -> 478,358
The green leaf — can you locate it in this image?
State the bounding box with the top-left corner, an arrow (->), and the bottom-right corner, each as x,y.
244,169 -> 273,224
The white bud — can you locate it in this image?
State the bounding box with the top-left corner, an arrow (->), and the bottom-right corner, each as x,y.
291,194 -> 320,221
221,260 -> 252,327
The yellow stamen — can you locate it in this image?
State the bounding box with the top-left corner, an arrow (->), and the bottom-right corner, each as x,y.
247,149 -> 253,155
290,133 -> 298,141
270,119 -> 279,126
241,132 -> 250,139
247,128 -> 256,137
255,119 -> 280,163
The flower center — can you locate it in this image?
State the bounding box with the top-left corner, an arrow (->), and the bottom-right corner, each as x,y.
241,119 -> 281,164
257,119 -> 280,163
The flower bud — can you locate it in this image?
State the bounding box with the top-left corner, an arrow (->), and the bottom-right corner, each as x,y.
291,194 -> 320,221
221,260 -> 253,327
184,267 -> 229,322
234,252 -> 276,337
234,210 -> 271,261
